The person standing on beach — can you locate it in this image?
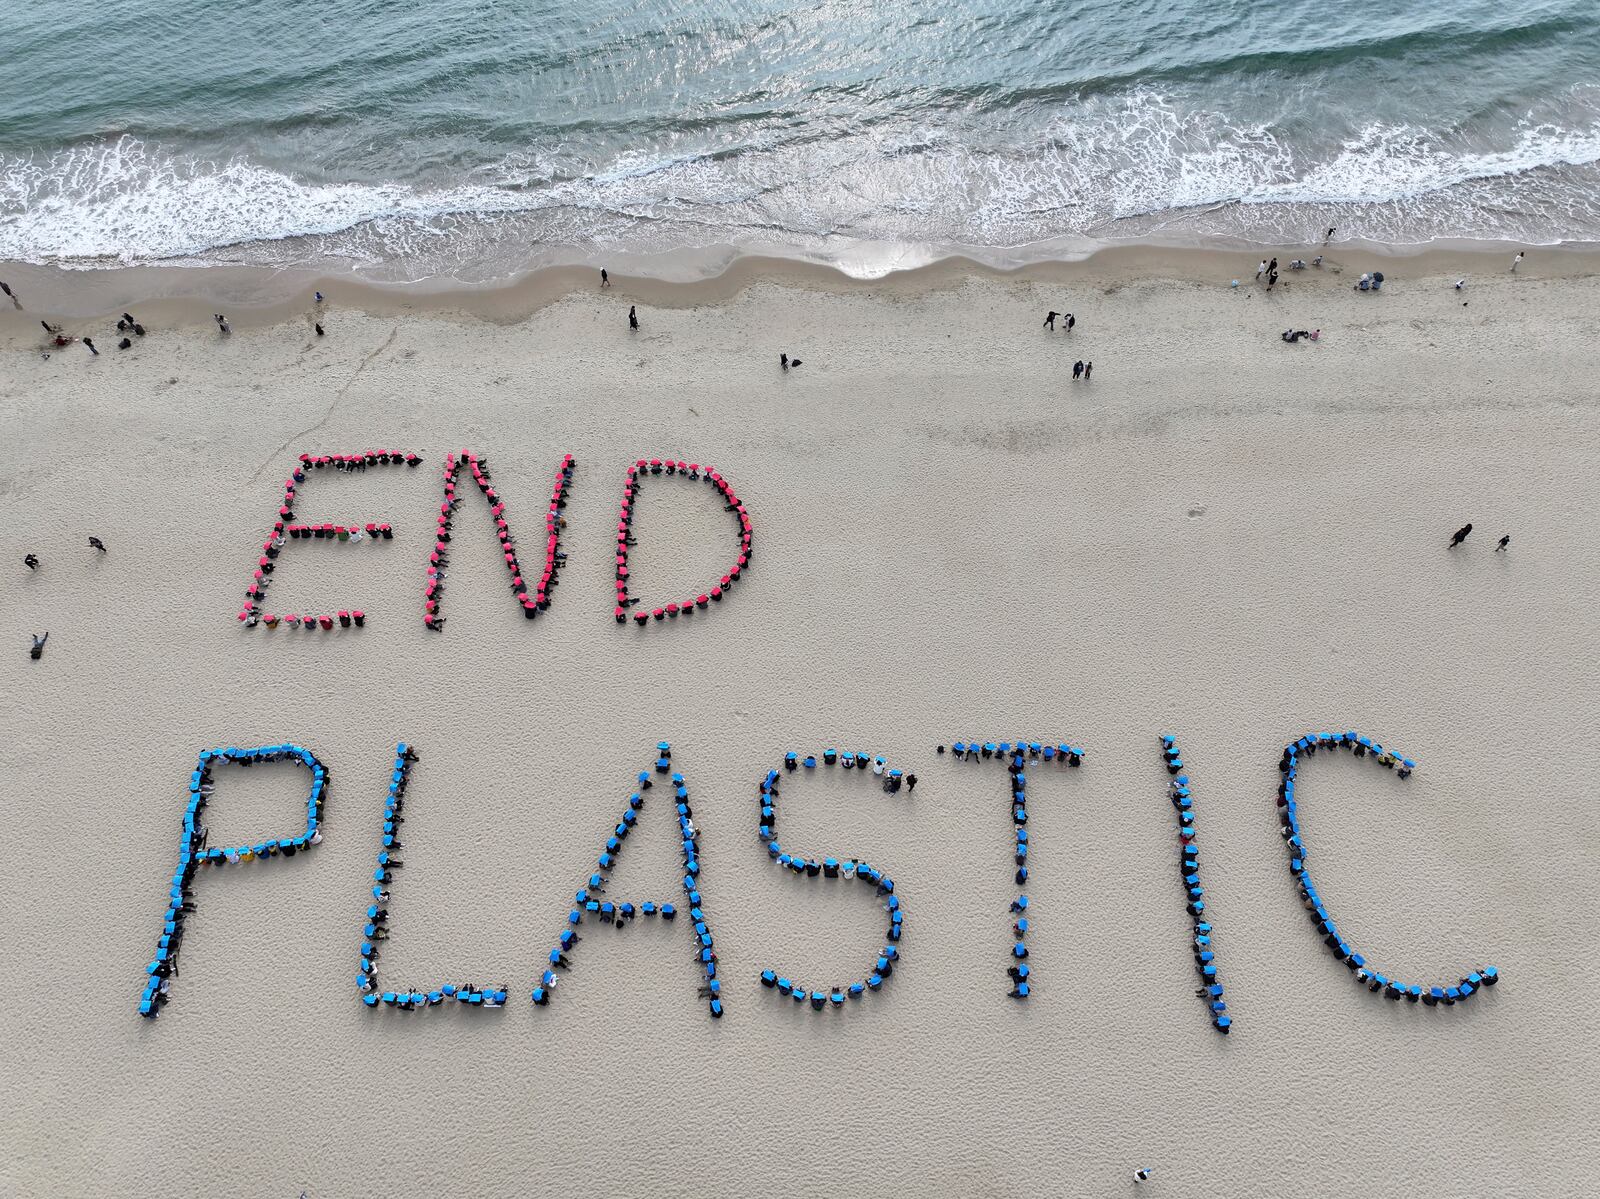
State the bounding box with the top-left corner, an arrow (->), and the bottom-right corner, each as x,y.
780,352 -> 789,371
215,314 -> 231,334
1512,252 -> 1524,272
1324,227 -> 1336,245
1133,1168 -> 1152,1184
1268,257 -> 1278,276
1449,523 -> 1473,548
1044,311 -> 1059,330
1083,361 -> 1093,380
24,554 -> 39,571
1072,360 -> 1084,380
905,773 -> 917,793
601,268 -> 610,288
82,337 -> 98,356
30,632 -> 48,660
0,280 -> 17,307
1496,534 -> 1510,552
1065,313 -> 1075,332
1256,260 -> 1267,280
1267,269 -> 1279,291
628,305 -> 638,330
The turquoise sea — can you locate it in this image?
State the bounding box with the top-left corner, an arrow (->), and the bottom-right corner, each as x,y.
1,0 -> 1597,279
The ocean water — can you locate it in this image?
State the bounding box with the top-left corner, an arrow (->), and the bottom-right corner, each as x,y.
1,0 -> 1597,280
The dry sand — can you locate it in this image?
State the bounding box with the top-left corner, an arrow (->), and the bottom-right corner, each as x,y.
1,249 -> 1597,1197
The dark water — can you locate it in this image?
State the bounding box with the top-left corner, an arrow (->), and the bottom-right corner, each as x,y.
1,0 -> 1597,279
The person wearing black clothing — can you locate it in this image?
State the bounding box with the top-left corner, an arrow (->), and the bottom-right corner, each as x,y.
1449,523 -> 1473,548
628,305 -> 638,330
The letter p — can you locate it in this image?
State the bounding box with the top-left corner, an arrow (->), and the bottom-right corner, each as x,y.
137,744 -> 328,1017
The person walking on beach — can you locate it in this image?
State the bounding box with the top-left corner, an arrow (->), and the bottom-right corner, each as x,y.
1256,259 -> 1267,280
601,268 -> 610,288
1267,268 -> 1279,291
214,313 -> 230,334
628,305 -> 638,330
1449,522 -> 1473,548
1043,311 -> 1059,330
1496,534 -> 1510,552
1324,226 -> 1336,245
24,553 -> 39,571
89,536 -> 106,553
30,632 -> 48,660
315,323 -> 325,336
1268,257 -> 1278,276
1083,361 -> 1093,380
780,352 -> 789,371
1,279 -> 17,308
82,336 -> 97,356
1072,360 -> 1084,380
1512,252 -> 1524,272
905,773 -> 917,793
1065,312 -> 1075,332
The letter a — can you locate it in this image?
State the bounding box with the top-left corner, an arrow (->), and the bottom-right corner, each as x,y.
534,742 -> 722,1016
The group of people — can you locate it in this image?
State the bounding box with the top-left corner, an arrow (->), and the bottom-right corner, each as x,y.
945,740 -> 1085,998
21,537 -> 106,659
1161,735 -> 1231,1034
1448,523 -> 1510,552
534,742 -> 724,1016
1039,312 -> 1095,381
758,750 -> 903,1010
1278,731 -> 1500,1007
239,451 -> 422,630
615,458 -> 752,626
139,744 -> 328,1017
426,450 -> 574,631
361,744 -> 511,1010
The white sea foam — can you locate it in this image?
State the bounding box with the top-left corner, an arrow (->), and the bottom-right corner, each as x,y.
3,89 -> 1599,278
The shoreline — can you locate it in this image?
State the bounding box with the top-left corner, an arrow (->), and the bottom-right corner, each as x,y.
3,236 -> 1598,329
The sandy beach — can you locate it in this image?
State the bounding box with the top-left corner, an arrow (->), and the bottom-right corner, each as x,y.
1,247 -> 1597,1197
